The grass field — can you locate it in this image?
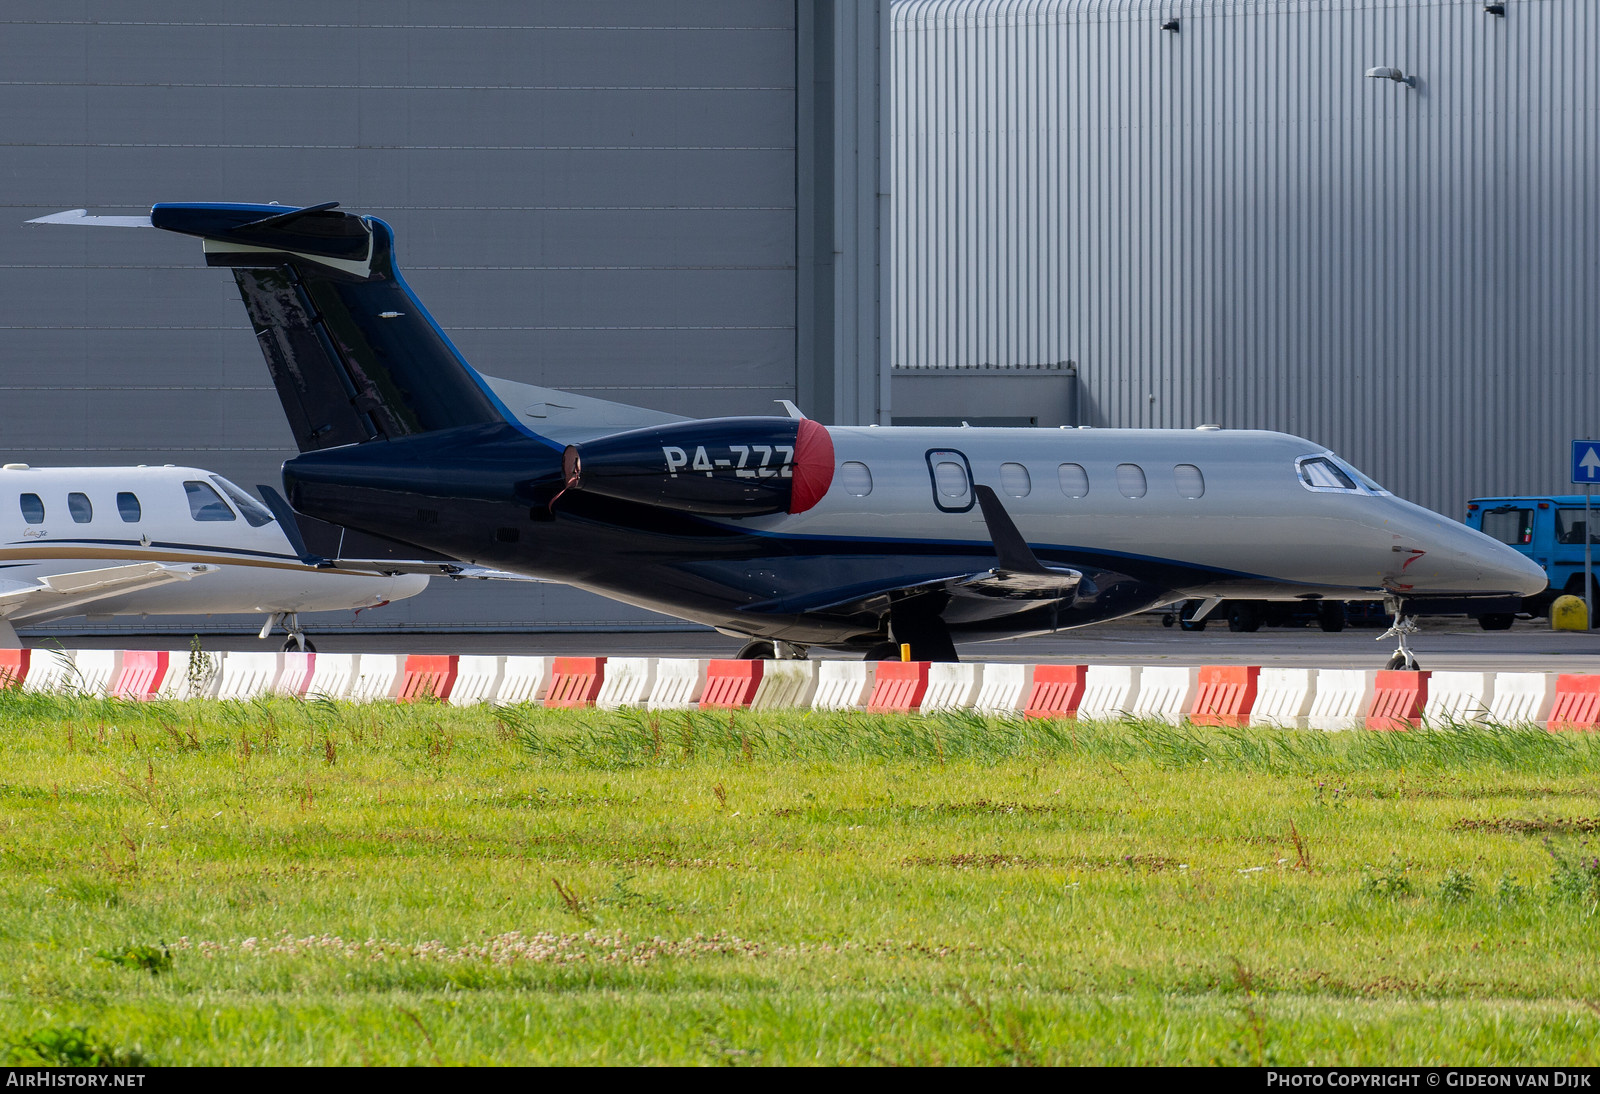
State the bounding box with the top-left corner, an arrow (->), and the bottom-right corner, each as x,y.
1,687 -> 1598,1066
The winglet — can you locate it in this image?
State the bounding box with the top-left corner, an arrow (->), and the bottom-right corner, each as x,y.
256,484 -> 329,567
973,485 -> 1051,575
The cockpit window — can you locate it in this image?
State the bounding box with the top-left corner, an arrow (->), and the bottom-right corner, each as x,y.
184,480 -> 236,521
210,476 -> 276,528
1296,456 -> 1358,492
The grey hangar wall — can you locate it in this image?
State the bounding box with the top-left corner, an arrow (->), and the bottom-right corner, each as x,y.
892,0 -> 1599,518
0,1 -> 887,635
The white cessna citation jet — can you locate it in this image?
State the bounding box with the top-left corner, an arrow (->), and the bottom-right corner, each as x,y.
29,202 -> 1549,668
0,462 -> 427,649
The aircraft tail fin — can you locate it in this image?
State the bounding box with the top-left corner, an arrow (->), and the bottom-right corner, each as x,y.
148,202 -> 517,452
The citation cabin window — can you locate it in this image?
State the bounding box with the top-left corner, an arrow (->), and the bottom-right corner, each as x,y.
117,492 -> 142,522
19,493 -> 44,524
184,480 -> 237,521
68,492 -> 92,523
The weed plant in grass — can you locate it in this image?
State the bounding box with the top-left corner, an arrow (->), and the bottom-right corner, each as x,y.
1,689 -> 1598,1065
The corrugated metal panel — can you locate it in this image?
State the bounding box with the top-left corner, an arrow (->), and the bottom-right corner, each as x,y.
0,0 -> 801,631
893,0 -> 1600,516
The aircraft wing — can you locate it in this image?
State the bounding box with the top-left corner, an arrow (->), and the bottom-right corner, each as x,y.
738,484 -> 1081,617
0,562 -> 218,623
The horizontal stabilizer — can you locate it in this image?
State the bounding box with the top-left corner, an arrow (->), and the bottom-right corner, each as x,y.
257,484 -> 482,576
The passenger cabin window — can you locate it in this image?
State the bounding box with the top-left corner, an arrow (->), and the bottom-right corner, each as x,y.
1556,509 -> 1600,545
211,476 -> 275,527
19,493 -> 43,524
999,462 -> 1031,497
840,461 -> 873,497
117,492 -> 141,522
1174,464 -> 1205,499
1482,507 -> 1533,545
184,480 -> 236,521
1116,463 -> 1148,499
1057,463 -> 1089,498
68,492 -> 92,523
1297,456 -> 1358,492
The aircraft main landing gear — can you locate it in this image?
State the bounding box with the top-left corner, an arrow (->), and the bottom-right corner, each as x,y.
1377,595 -> 1419,671
736,639 -> 808,660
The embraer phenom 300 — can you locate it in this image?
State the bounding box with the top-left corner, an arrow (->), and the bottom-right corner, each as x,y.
30,203 -> 1547,665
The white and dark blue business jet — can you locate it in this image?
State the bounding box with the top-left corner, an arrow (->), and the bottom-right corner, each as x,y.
29,203 -> 1547,667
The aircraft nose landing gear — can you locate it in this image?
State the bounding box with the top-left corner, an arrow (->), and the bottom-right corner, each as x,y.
1378,595 -> 1419,671
261,611 -> 316,653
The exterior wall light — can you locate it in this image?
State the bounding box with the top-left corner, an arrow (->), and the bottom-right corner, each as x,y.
1161,19 -> 1179,32
1484,4 -> 1506,15
1365,66 -> 1417,88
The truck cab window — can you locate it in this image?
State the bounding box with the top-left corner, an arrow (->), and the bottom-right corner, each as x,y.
1481,507 -> 1534,545
184,480 -> 237,521
1556,509 -> 1599,545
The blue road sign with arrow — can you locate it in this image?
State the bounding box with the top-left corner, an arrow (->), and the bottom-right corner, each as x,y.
1573,441 -> 1600,485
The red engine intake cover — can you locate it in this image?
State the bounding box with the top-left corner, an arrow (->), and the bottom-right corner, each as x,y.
788,418 -> 835,514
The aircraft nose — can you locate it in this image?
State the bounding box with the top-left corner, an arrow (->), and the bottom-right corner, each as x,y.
1396,514 -> 1549,597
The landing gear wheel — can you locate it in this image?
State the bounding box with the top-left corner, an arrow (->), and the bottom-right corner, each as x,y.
281,637 -> 317,653
736,639 -> 777,660
1384,651 -> 1420,671
1177,600 -> 1207,632
1476,613 -> 1515,631
864,641 -> 900,662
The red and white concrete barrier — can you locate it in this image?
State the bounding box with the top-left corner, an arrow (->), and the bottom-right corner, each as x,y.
648,658 -> 709,709
920,663 -> 982,714
1250,668 -> 1316,729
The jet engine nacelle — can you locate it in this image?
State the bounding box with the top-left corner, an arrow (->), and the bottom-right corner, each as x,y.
563,417 -> 835,517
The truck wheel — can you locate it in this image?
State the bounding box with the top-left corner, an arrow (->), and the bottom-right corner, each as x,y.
1227,603 -> 1263,633
1476,613 -> 1515,631
1318,602 -> 1347,633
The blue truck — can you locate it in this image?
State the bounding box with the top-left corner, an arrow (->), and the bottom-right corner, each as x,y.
1463,495 -> 1591,628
